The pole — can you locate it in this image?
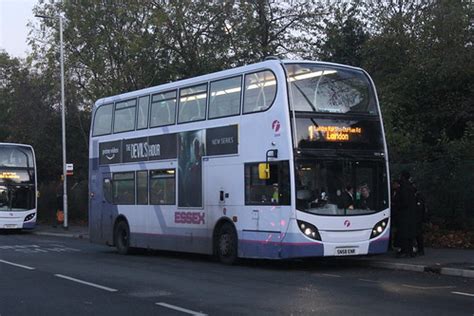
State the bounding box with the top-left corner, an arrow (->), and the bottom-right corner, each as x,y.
35,14 -> 68,229
59,16 -> 68,229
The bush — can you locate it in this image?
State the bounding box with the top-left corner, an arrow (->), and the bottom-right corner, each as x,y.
37,180 -> 88,224
391,160 -> 474,230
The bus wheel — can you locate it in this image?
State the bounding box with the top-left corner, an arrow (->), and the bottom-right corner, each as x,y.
114,220 -> 130,255
216,222 -> 238,265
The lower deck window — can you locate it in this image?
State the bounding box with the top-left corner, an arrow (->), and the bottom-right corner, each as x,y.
113,172 -> 135,204
150,169 -> 175,205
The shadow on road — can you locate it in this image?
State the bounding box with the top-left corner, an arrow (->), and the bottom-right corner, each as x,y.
101,245 -> 367,273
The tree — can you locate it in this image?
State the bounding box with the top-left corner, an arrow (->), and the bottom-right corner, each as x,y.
0,51 -> 62,181
317,1 -> 368,66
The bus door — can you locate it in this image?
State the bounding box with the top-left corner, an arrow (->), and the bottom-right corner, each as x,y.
90,171 -> 114,243
100,172 -> 115,242
242,162 -> 290,257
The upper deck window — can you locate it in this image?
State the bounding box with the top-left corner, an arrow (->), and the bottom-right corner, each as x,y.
178,84 -> 208,123
114,99 -> 137,133
150,90 -> 177,127
285,64 -> 377,115
243,70 -> 277,114
208,76 -> 242,119
0,146 -> 34,168
92,103 -> 113,136
137,96 -> 150,130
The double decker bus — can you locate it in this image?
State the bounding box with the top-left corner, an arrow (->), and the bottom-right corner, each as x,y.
0,143 -> 37,230
89,59 -> 390,263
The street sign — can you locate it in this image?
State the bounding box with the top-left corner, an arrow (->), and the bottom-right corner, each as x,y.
66,163 -> 73,176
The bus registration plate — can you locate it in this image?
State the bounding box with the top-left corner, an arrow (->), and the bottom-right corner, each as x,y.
335,247 -> 357,256
3,224 -> 17,228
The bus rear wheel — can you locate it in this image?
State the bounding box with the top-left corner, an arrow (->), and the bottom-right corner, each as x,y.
114,220 -> 130,255
216,222 -> 238,265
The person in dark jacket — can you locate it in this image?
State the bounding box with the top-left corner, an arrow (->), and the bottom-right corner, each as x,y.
396,171 -> 417,258
414,186 -> 427,255
390,179 -> 401,250
341,185 -> 355,211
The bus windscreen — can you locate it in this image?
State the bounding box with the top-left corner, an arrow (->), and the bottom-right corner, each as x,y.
0,146 -> 34,168
285,63 -> 377,115
295,158 -> 388,216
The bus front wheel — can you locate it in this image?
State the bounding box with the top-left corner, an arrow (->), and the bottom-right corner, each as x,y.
216,222 -> 238,265
114,220 -> 130,255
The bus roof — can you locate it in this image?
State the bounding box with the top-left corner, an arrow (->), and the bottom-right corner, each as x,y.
93,59 -> 365,110
0,143 -> 34,150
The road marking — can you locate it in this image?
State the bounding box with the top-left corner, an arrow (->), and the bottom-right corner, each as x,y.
54,274 -> 118,292
321,273 -> 341,278
359,278 -> 379,283
0,244 -> 80,254
0,259 -> 35,270
402,284 -> 456,290
156,302 -> 207,316
452,291 -> 474,297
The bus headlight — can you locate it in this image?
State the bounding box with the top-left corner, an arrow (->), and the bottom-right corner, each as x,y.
24,213 -> 36,222
297,220 -> 321,241
370,218 -> 389,239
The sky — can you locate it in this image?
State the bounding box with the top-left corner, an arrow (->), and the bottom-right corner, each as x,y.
0,0 -> 37,58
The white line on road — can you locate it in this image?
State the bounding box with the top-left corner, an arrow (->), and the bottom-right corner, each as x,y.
321,273 -> 341,278
0,259 -> 35,270
156,302 -> 207,316
359,279 -> 379,283
402,284 -> 456,290
452,291 -> 474,297
54,274 -> 118,292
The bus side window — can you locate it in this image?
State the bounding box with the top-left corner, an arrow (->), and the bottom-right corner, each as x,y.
150,169 -> 176,205
137,96 -> 150,130
103,178 -> 112,203
92,103 -> 113,136
136,171 -> 148,205
112,172 -> 135,205
209,76 -> 242,119
243,70 -> 277,114
245,161 -> 290,205
114,99 -> 137,133
178,84 -> 208,123
150,90 -> 177,127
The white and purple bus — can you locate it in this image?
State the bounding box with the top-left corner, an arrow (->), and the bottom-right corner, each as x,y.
89,59 -> 390,263
0,143 -> 37,230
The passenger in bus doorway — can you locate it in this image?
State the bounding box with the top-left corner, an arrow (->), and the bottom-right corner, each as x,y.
271,183 -> 279,204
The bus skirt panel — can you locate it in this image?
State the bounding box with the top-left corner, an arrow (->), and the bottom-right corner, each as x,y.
239,231 -> 324,259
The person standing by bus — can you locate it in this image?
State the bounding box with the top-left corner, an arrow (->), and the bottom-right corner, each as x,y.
390,179 -> 401,250
414,184 -> 427,256
396,171 -> 417,258
54,180 -> 64,227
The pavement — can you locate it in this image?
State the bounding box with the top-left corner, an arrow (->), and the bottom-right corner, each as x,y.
33,223 -> 89,239
31,224 -> 474,279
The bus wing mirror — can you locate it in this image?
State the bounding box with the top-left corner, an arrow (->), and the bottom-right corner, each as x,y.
258,163 -> 270,180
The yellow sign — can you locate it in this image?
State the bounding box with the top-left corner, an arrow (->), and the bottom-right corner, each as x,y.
0,172 -> 20,179
258,163 -> 270,180
309,125 -> 362,142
